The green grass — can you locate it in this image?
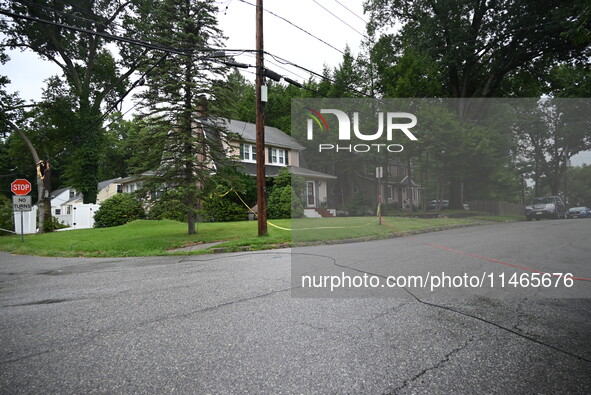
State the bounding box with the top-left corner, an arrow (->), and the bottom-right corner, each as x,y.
0,217 -> 479,257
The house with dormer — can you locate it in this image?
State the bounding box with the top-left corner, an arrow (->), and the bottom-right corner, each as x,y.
108,119 -> 337,218
221,119 -> 337,217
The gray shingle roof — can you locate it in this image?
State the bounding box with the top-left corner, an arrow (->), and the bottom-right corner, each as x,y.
50,187 -> 70,198
288,166 -> 337,180
222,119 -> 305,151
98,177 -> 122,190
234,163 -> 336,180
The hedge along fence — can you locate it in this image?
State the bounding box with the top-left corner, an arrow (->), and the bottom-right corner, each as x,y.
467,200 -> 525,216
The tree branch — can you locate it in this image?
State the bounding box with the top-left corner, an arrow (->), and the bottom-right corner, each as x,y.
6,119 -> 40,164
91,49 -> 150,113
43,24 -> 84,95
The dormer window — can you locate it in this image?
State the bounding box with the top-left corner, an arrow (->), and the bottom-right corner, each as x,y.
269,148 -> 288,165
240,143 -> 257,162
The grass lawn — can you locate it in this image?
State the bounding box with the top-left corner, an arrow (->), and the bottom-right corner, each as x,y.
0,216 -> 478,258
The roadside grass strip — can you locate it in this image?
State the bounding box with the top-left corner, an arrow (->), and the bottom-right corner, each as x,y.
0,217 -> 478,257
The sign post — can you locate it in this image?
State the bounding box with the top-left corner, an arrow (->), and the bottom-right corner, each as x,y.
11,179 -> 32,242
376,167 -> 383,225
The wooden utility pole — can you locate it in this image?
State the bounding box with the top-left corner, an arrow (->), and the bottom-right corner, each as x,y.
255,0 -> 267,236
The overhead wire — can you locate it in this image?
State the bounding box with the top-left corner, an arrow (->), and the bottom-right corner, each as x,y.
235,0 -> 345,55
3,4 -> 538,154
0,7 -> 253,58
309,0 -> 366,38
333,0 -> 368,24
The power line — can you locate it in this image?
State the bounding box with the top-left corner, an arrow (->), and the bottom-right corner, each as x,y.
236,0 -> 345,55
0,8 -> 253,59
265,51 -> 371,98
334,0 -> 367,24
1,7 -> 461,152
241,52 -> 309,82
309,0 -> 366,38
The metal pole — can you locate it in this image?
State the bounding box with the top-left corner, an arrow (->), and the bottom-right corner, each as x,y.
20,210 -> 24,242
255,0 -> 267,236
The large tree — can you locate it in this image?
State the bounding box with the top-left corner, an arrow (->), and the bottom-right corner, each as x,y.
128,0 -> 228,235
0,46 -> 55,231
515,98 -> 591,196
1,0 -> 148,203
364,0 -> 590,207
364,0 -> 590,103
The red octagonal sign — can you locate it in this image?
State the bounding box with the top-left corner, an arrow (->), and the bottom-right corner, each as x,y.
11,179 -> 32,196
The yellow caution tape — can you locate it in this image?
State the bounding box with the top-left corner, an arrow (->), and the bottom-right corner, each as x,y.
213,187 -> 379,232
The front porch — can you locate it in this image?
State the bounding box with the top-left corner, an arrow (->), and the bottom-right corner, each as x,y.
292,167 -> 338,218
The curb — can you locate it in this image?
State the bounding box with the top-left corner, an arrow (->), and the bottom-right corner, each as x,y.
202,222 -> 483,254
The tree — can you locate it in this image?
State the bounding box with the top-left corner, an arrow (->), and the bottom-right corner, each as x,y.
128,0 -> 228,235
547,64 -> 591,98
566,165 -> 591,207
1,0 -> 148,203
212,70 -> 256,124
364,0 -> 591,208
365,0 -> 590,103
515,99 -> 591,196
0,47 -> 56,231
124,116 -> 169,177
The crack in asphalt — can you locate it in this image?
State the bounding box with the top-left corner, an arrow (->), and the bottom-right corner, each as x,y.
4,298 -> 76,307
0,286 -> 292,366
384,338 -> 474,394
327,251 -> 591,363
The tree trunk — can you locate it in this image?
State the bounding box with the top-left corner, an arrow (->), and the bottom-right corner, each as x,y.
37,161 -> 52,232
449,175 -> 463,209
8,120 -> 52,233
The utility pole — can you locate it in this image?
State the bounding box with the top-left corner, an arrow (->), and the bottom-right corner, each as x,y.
255,0 -> 267,236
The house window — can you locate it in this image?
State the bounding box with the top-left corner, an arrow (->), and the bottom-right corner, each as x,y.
150,190 -> 162,200
240,143 -> 256,162
69,190 -> 75,198
387,185 -> 393,200
67,206 -> 71,215
55,208 -> 61,215
117,184 -> 123,193
269,148 -> 288,165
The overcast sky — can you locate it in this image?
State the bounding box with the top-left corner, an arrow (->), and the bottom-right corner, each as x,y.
1,0 -> 589,165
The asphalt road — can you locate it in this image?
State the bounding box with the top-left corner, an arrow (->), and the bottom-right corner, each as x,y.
1,219 -> 590,394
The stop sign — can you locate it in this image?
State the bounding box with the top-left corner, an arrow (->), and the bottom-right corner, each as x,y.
11,179 -> 32,196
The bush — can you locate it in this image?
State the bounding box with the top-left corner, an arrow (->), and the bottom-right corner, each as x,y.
94,193 -> 145,227
201,185 -> 247,222
0,196 -> 14,235
148,188 -> 193,222
268,185 -> 304,219
43,216 -> 69,232
267,168 -> 305,219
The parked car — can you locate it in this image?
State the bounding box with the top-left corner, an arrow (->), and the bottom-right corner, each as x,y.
566,206 -> 591,219
427,200 -> 449,211
525,196 -> 566,220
